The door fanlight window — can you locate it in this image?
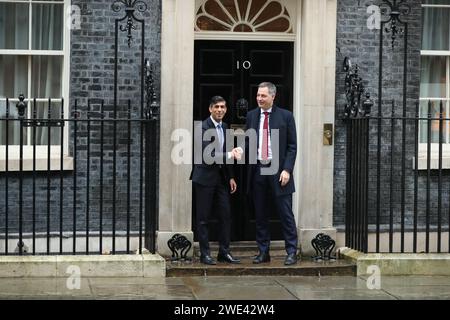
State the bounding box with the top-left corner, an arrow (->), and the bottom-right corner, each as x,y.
195,0 -> 292,33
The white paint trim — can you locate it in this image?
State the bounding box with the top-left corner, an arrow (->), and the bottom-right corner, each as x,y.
297,0 -> 337,231
292,0 -> 302,225
159,0 -> 195,232
194,31 -> 295,41
234,0 -> 242,21
422,4 -> 450,8
27,55 -> 32,138
194,0 -> 295,33
0,0 -> 71,159
421,50 -> 450,56
62,0 -> 71,159
248,0 -> 271,25
0,0 -> 64,3
28,1 -> 32,49
414,155 -> 450,170
254,14 -> 288,29
0,146 -> 73,171
1,145 -> 62,158
0,157 -> 74,171
245,0 -> 252,21
0,50 -> 64,55
196,13 -> 234,29
0,98 -> 62,102
216,0 -> 237,25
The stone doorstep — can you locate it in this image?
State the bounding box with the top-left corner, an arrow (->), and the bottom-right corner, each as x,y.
166,255 -> 356,277
338,247 -> 450,276
0,254 -> 166,278
193,241 -> 290,257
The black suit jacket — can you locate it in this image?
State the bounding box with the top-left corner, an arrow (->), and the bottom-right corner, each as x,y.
245,106 -> 297,196
190,117 -> 235,187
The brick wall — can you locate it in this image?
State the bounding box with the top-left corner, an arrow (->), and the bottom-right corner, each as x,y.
334,0 -> 425,230
0,0 -> 161,239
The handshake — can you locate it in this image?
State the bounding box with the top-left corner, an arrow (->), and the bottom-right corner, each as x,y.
230,147 -> 243,160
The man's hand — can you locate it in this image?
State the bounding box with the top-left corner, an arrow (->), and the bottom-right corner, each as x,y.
279,170 -> 290,187
231,147 -> 243,160
230,178 -> 237,194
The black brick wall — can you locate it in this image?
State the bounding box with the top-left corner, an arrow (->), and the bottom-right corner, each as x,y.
334,0 -> 428,231
0,0 -> 161,238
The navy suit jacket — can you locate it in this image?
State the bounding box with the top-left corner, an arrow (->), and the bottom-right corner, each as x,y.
190,117 -> 235,187
245,106 -> 297,196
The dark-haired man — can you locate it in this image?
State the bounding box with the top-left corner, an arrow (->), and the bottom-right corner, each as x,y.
191,96 -> 241,265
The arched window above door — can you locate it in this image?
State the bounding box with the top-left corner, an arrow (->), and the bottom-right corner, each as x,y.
195,0 -> 292,33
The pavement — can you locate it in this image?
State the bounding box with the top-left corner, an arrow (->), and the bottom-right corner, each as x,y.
0,275 -> 450,300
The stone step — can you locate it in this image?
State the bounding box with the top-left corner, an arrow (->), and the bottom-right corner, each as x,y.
193,241 -> 289,257
166,256 -> 355,277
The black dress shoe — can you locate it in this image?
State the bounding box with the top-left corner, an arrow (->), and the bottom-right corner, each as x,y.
217,252 -> 241,264
284,253 -> 298,266
253,252 -> 271,264
200,255 -> 216,265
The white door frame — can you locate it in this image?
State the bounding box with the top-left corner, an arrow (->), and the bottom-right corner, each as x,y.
158,0 -> 337,257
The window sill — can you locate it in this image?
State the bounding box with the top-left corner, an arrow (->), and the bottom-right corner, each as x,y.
414,156 -> 450,170
0,157 -> 74,172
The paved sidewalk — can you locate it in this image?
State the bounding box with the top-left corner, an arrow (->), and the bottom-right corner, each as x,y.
0,275 -> 450,300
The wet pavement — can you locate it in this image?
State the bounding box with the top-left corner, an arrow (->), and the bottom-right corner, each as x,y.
0,275 -> 449,300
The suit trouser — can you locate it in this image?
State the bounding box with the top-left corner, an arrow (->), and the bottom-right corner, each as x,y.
193,181 -> 231,256
252,165 -> 298,255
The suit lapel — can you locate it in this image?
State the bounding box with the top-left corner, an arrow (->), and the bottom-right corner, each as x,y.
252,109 -> 260,137
269,106 -> 280,129
206,117 -> 228,152
206,117 -> 214,129
253,106 -> 280,140
221,122 -> 227,152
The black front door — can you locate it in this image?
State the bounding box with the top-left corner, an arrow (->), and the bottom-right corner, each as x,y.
193,40 -> 294,241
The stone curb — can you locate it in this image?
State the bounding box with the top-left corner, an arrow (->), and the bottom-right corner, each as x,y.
339,247 -> 450,276
0,254 -> 166,278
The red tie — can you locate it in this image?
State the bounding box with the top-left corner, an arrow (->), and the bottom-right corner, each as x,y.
262,112 -> 269,160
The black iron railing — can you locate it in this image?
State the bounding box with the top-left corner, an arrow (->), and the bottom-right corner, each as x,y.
0,0 -> 158,256
345,99 -> 450,253
0,97 -> 157,255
